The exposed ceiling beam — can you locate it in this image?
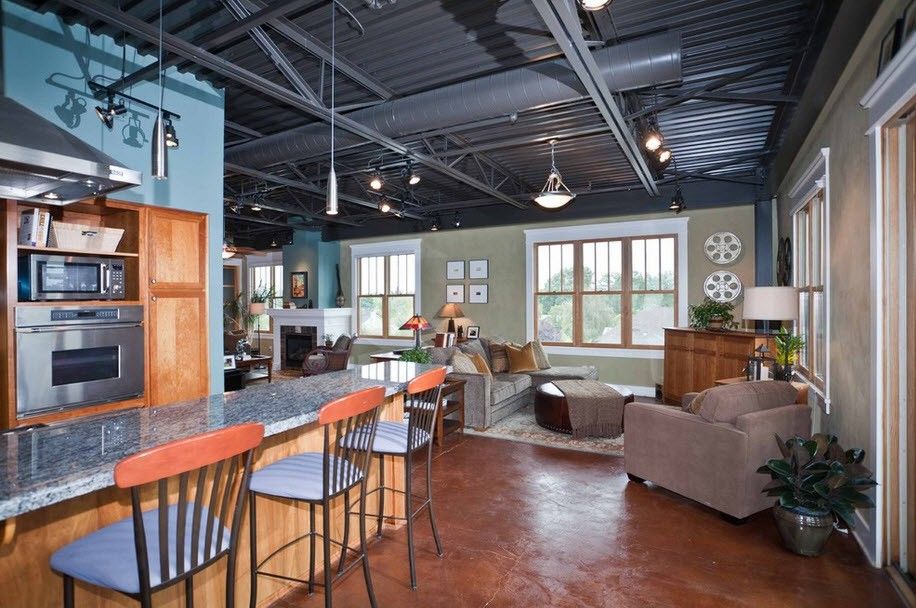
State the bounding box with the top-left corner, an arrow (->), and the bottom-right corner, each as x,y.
530,0 -> 658,196
652,88 -> 799,105
61,0 -> 527,210
666,171 -> 763,186
220,0 -> 321,105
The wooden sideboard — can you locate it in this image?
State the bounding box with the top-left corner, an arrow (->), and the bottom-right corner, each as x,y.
662,327 -> 776,404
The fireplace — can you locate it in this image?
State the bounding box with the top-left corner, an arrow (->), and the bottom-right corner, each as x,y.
283,328 -> 316,370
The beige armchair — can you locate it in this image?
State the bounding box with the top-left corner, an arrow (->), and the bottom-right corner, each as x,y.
624,381 -> 811,521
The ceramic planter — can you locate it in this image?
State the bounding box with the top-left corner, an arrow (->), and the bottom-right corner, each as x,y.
773,505 -> 833,556
707,316 -> 724,330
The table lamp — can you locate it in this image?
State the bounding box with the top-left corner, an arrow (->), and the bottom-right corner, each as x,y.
400,314 -> 431,349
435,303 -> 464,334
742,286 -> 798,333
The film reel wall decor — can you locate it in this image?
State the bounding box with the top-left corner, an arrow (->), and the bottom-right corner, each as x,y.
704,231 -> 742,264
703,270 -> 742,302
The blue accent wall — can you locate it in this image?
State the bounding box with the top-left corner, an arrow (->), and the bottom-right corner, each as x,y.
283,230 -> 340,309
2,1 -> 227,393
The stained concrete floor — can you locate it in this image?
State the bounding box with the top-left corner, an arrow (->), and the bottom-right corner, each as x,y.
270,433 -> 902,608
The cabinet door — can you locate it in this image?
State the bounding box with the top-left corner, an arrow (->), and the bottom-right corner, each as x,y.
148,291 -> 209,405
147,209 -> 207,290
717,335 -> 755,380
690,333 -> 719,392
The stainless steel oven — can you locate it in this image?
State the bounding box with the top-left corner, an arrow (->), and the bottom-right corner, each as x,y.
18,253 -> 126,301
15,305 -> 144,417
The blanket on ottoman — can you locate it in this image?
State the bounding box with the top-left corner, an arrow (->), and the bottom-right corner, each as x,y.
554,380 -> 626,439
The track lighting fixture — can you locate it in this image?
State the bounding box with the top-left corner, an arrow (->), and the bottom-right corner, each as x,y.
534,139 -> 576,210
430,216 -> 441,231
580,0 -> 613,10
657,147 -> 672,164
94,95 -> 126,130
669,187 -> 686,214
250,200 -> 262,212
405,160 -> 420,185
379,197 -> 392,213
369,170 -> 384,191
643,128 -> 662,152
453,211 -> 461,228
164,118 -> 179,148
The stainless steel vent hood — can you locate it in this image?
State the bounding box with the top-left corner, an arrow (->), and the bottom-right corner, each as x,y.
0,96 -> 142,204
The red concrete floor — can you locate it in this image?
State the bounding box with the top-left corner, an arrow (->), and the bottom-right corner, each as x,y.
270,434 -> 903,608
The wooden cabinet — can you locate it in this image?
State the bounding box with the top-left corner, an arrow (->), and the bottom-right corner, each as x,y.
146,208 -> 209,407
663,328 -> 776,404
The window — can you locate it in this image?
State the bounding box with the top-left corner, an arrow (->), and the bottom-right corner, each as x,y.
350,239 -> 421,342
249,264 -> 283,332
794,189 -> 826,387
531,223 -> 682,350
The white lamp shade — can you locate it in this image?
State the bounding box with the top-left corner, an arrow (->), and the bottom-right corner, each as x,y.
742,287 -> 798,321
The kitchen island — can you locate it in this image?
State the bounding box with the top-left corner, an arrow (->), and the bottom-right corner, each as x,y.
0,361 -> 441,607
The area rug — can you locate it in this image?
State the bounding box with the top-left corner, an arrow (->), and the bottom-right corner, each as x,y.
464,404 -> 625,457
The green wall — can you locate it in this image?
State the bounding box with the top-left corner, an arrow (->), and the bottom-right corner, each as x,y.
340,204 -> 756,389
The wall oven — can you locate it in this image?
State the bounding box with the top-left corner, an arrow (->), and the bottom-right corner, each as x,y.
18,253 -> 126,301
15,305 -> 144,417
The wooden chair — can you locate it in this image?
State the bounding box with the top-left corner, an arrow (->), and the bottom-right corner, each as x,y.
302,335 -> 357,377
50,423 -> 265,608
248,385 -> 385,608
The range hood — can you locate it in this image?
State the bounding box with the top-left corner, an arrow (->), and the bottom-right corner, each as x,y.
0,96 -> 142,204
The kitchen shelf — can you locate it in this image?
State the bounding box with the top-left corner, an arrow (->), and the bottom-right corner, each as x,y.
17,245 -> 139,257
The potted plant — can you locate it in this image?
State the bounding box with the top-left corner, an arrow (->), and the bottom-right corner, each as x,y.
322,333 -> 334,348
757,434 -> 877,556
248,284 -> 275,315
688,298 -> 737,330
773,327 -> 805,381
399,347 -> 432,364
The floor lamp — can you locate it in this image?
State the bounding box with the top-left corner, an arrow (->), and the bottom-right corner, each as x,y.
249,302 -> 265,355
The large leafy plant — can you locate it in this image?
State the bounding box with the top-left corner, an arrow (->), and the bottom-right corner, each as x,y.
250,283 -> 276,304
774,327 -> 805,365
688,297 -> 737,330
757,434 -> 877,529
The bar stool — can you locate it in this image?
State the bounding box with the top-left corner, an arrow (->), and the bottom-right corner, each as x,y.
50,423 -> 265,608
248,385 -> 385,608
341,366 -> 446,590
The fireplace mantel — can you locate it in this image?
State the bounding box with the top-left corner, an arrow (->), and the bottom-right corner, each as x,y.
266,308 -> 353,368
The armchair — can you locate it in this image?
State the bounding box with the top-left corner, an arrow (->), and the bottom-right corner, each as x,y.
301,335 -> 357,377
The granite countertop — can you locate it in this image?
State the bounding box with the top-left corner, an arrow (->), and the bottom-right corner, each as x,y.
0,362 -> 443,520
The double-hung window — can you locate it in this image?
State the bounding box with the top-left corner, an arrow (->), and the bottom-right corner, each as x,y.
528,219 -> 686,352
249,263 -> 283,332
351,240 -> 421,341
794,189 -> 826,388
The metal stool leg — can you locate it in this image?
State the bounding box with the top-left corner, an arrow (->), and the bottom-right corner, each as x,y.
405,453 -> 417,590
425,447 -> 443,557
309,503 -> 316,595
248,495 -> 258,608
323,499 -> 333,608
63,575 -> 74,608
359,480 -> 378,608
376,456 -> 385,537
337,489 -> 351,575
185,575 -> 194,607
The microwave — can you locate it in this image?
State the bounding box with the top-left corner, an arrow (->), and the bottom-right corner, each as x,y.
18,254 -> 126,301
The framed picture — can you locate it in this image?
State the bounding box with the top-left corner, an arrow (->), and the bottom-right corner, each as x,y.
469,284 -> 488,304
290,271 -> 308,299
904,0 -> 916,43
466,325 -> 480,339
878,20 -> 901,76
446,260 -> 465,280
469,259 -> 488,279
223,355 -> 236,370
446,284 -> 465,303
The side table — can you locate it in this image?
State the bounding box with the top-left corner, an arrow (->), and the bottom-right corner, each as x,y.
436,379 -> 466,445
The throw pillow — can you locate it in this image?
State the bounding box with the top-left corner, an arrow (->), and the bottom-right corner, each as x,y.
683,389 -> 708,414
450,351 -> 478,374
470,353 -> 492,375
505,343 -> 539,373
458,339 -> 488,363
489,341 -> 511,373
530,340 -> 551,370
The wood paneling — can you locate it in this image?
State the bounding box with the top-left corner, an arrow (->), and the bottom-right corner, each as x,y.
0,395 -> 406,608
147,209 -> 207,290
663,328 -> 776,404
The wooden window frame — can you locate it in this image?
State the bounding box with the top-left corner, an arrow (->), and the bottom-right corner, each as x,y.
794,190 -> 826,391
533,234 -> 679,350
249,263 -> 283,333
355,253 -> 416,340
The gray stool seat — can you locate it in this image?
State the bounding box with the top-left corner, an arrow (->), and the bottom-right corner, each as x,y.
250,453 -> 363,501
340,421 -> 430,455
51,503 -> 229,595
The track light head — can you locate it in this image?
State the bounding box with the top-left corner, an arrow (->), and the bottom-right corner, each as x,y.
430,216 -> 440,231
669,187 -> 686,214
657,147 -> 672,164
164,119 -> 179,148
379,197 -> 392,213
643,130 -> 662,152
453,211 -> 461,228
95,106 -> 114,129
405,159 -> 420,185
369,170 -> 383,190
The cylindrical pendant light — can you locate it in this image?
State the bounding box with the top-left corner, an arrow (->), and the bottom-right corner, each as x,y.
151,0 -> 167,180
325,0 -> 338,215
326,165 -> 339,215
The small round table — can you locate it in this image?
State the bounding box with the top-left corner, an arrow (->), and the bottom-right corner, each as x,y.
534,382 -> 635,434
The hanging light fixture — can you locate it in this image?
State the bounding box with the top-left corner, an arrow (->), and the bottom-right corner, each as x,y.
369,170 -> 384,191
151,0 -> 167,180
669,187 -> 686,214
533,139 -> 576,210
164,117 -> 179,148
378,197 -> 392,213
657,147 -> 672,164
95,94 -> 126,130
453,211 -> 461,228
325,1 -> 339,215
222,243 -> 235,259
579,0 -> 613,10
406,159 -> 420,185
643,127 -> 663,152
430,216 -> 441,231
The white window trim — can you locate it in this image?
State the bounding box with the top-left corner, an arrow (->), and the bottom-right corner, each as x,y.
349,239 -> 422,346
246,252 -> 284,335
524,218 -> 689,358
788,147 -> 831,412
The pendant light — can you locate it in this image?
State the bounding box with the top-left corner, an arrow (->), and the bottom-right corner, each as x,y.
325,1 -> 339,215
580,0 -> 613,10
151,0 -> 167,181
533,139 -> 575,210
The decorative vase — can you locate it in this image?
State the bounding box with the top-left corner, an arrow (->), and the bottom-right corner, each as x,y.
773,505 -> 833,557
707,316 -> 724,330
773,363 -> 794,382
335,264 -> 345,307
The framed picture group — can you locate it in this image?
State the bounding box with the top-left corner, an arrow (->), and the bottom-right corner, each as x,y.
444,259 -> 489,304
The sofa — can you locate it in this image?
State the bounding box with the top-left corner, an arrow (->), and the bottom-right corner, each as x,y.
427,338 -> 598,429
624,381 -> 811,520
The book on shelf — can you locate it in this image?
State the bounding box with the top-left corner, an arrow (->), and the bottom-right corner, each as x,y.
18,209 -> 52,247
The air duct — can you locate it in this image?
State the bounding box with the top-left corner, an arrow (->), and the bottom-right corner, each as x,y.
226,32 -> 681,169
